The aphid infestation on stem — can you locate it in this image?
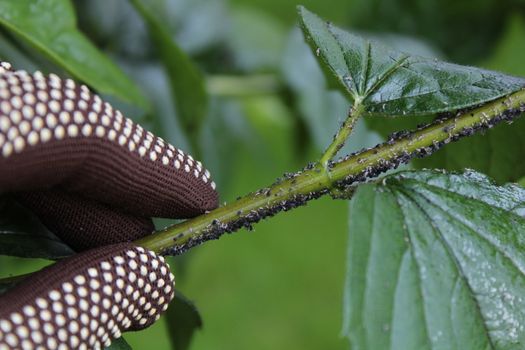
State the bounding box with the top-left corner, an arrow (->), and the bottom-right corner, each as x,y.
137,89 -> 525,255
1,3 -> 525,349
133,6 -> 525,257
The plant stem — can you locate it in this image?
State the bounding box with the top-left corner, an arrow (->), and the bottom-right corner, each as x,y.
135,89 -> 525,255
206,74 -> 280,97
319,102 -> 363,168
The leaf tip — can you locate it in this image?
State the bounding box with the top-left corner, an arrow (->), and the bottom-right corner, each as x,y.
296,5 -> 316,27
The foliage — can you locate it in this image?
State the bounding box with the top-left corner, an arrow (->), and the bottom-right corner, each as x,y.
364,13 -> 525,184
0,1 -> 524,350
165,291 -> 203,350
347,170 -> 525,349
0,0 -> 148,109
299,6 -> 525,117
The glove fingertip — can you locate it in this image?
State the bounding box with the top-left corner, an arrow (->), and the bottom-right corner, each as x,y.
136,146 -> 220,218
0,244 -> 174,349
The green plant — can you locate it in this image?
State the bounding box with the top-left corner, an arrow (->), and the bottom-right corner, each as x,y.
1,1 -> 525,349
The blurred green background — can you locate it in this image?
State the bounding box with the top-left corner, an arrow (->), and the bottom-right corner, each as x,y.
1,0 -> 525,349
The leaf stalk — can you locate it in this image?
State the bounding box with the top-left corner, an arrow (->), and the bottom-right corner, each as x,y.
319,101 -> 363,168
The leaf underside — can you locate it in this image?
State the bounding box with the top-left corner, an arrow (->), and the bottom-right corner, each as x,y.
298,6 -> 525,117
346,169 -> 525,350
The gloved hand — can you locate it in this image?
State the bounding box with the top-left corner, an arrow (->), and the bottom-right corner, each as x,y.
0,61 -> 218,349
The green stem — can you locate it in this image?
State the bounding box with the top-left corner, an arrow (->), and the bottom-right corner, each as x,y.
206,74 -> 280,97
135,89 -> 525,255
319,101 -> 363,168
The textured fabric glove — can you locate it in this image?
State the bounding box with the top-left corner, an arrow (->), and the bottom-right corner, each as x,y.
0,61 -> 219,349
0,61 -> 217,250
0,244 -> 175,350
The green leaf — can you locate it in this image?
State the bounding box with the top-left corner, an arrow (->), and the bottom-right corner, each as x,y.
165,291 -> 203,350
130,0 -> 208,145
0,0 -> 148,110
298,6 -> 525,117
346,169 -> 525,349
410,15 -> 525,183
281,28 -> 365,151
105,337 -> 132,350
365,14 -> 525,184
282,28 -> 409,152
0,197 -> 74,259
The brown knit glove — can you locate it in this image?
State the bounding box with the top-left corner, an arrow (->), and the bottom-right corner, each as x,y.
0,61 -> 218,249
0,61 -> 219,349
0,244 -> 175,349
